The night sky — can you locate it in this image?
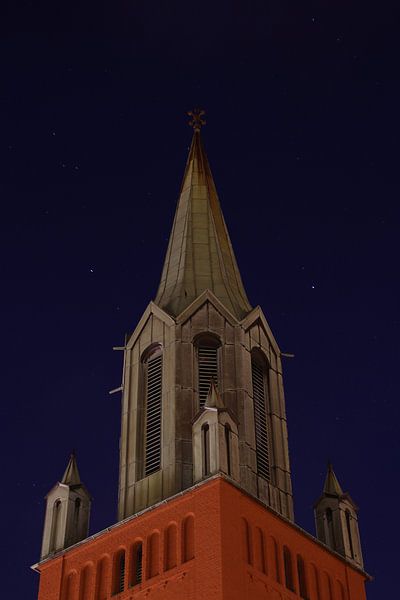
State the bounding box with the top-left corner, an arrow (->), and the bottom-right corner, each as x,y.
1,1 -> 399,598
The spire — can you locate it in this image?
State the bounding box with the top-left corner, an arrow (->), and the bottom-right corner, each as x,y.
155,110 -> 252,320
323,462 -> 344,497
204,380 -> 224,409
61,451 -> 82,487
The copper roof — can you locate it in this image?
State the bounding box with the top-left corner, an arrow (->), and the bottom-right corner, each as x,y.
155,127 -> 252,319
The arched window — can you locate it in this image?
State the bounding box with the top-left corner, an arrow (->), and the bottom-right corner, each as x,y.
242,518 -> 252,565
345,510 -> 355,559
202,423 -> 210,476
50,499 -> 62,553
310,564 -> 321,600
283,546 -> 294,592
270,536 -> 280,583
95,556 -> 110,600
164,523 -> 177,571
64,571 -> 78,600
324,572 -> 334,600
74,498 -> 81,528
224,423 -> 232,476
79,564 -> 93,600
337,579 -> 346,600
182,515 -> 195,562
142,345 -> 163,477
255,527 -> 266,574
297,555 -> 308,599
326,507 -> 336,549
112,550 -> 125,595
130,542 -> 143,587
196,335 -> 220,407
251,352 -> 271,481
147,532 -> 160,579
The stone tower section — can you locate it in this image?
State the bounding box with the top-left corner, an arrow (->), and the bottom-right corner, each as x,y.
314,463 -> 364,569
117,116 -> 293,521
40,453 -> 91,560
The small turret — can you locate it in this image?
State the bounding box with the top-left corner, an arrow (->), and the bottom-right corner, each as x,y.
40,452 -> 91,559
314,463 -> 364,568
192,381 -> 240,483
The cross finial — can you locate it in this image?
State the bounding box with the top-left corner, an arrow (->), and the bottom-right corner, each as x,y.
188,108 -> 206,132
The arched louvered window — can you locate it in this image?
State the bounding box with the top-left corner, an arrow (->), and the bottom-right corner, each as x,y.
196,335 -> 220,407
345,510 -> 355,559
297,555 -> 308,599
130,542 -> 143,586
50,499 -> 61,552
143,346 -> 163,477
113,550 -> 125,595
283,546 -> 295,592
251,352 -> 271,481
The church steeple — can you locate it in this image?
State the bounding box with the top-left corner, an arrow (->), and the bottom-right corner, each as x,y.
155,109 -> 252,320
117,113 -> 293,522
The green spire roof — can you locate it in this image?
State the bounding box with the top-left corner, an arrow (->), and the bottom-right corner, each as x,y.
323,462 -> 344,497
155,122 -> 252,320
61,452 -> 81,487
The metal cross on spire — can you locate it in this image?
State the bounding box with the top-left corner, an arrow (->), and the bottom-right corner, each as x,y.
188,108 -> 206,132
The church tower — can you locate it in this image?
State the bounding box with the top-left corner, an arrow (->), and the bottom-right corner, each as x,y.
117,109 -> 293,522
33,112 -> 370,600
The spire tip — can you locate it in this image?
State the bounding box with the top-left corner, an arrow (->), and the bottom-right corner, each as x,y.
188,108 -> 206,132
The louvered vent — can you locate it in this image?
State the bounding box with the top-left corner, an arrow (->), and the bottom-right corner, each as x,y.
198,346 -> 218,407
252,360 -> 271,481
118,553 -> 125,593
135,544 -> 143,584
145,353 -> 162,476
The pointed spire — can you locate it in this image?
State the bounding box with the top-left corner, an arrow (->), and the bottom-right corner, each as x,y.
204,380 -> 224,409
61,451 -> 82,487
155,110 -> 252,320
323,462 -> 344,497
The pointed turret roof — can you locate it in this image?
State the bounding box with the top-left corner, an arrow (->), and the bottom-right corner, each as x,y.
155,110 -> 252,320
323,462 -> 344,497
61,452 -> 82,487
205,380 -> 224,409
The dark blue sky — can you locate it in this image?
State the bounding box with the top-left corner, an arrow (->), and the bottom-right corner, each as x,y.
1,1 -> 398,598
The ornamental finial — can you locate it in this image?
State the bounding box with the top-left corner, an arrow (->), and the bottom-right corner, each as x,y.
188,108 -> 206,132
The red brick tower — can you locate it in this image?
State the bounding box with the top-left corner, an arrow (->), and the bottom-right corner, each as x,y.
33,112 -> 370,600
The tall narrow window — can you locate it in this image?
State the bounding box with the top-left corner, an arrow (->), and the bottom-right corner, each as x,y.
144,347 -> 163,476
326,508 -> 335,549
50,499 -> 61,552
283,546 -> 294,592
202,424 -> 210,476
182,515 -> 195,562
297,555 -> 308,599
345,510 -> 355,559
251,354 -> 271,481
147,532 -> 160,579
74,498 -> 81,528
130,543 -> 143,587
224,424 -> 231,476
113,551 -> 125,595
95,556 -> 109,600
164,523 -> 177,571
198,341 -> 219,407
